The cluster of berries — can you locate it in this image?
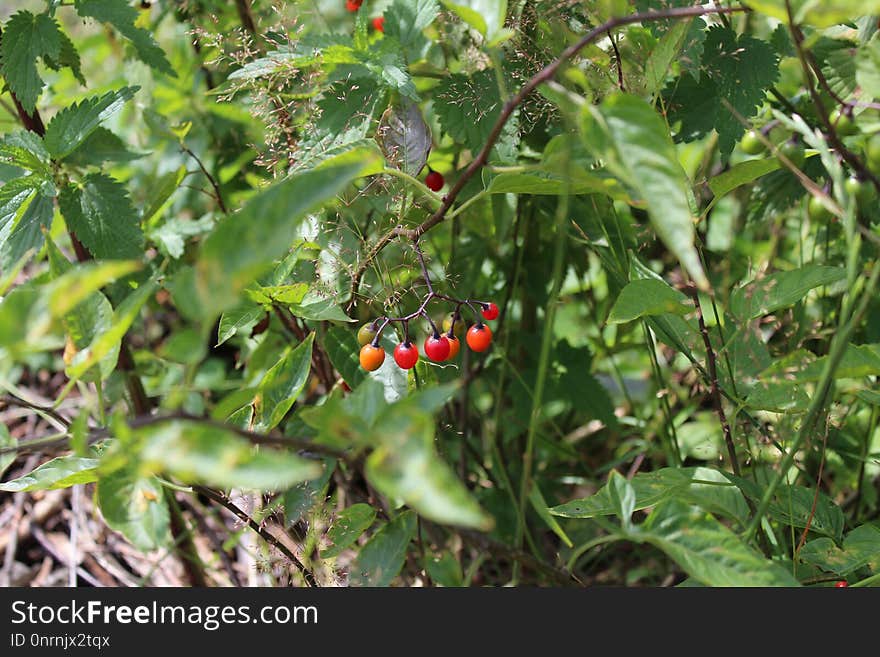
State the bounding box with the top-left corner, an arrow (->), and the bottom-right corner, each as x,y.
345,0 -> 384,32
358,302 -> 498,371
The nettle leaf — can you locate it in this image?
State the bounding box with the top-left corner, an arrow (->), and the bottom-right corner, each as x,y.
58,173 -> 144,260
97,468 -> 171,552
74,0 -> 174,76
441,0 -> 508,42
0,10 -> 63,113
252,333 -> 314,433
640,500 -> 800,586
43,27 -> 85,85
43,86 -> 139,159
195,148 -> 380,319
0,456 -> 99,492
0,192 -> 53,271
133,419 -> 322,491
435,69 -> 519,165
384,0 -> 439,62
816,38 -> 857,102
349,510 -> 416,587
581,94 -> 707,288
665,26 -> 779,157
321,503 -> 377,559
856,36 -> 880,100
64,127 -> 144,168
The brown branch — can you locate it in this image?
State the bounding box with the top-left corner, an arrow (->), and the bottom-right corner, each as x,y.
608,29 -> 625,92
166,489 -> 210,587
194,485 -> 317,587
687,286 -> 741,477
182,145 -> 228,215
349,4 -> 747,303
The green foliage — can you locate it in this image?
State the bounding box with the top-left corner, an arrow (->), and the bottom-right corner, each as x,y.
0,11 -> 64,114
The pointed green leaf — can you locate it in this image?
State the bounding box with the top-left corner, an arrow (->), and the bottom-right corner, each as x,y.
730,265 -> 846,320
349,510 -> 416,586
0,10 -> 62,113
96,469 -> 171,552
0,455 -> 99,492
321,503 -> 377,559
0,192 -> 53,271
323,326 -> 366,390
608,279 -> 691,324
43,86 -> 138,159
252,333 -> 314,432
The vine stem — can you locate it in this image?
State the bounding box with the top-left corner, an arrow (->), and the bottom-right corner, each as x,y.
349,3 -> 747,301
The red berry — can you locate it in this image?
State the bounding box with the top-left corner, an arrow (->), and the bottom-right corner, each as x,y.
481,302 -> 499,321
424,334 -> 451,362
425,170 -> 444,191
466,323 -> 492,352
359,344 -> 385,371
372,16 -> 384,32
394,341 -> 419,369
835,581 -> 848,588
446,334 -> 461,359
345,0 -> 362,12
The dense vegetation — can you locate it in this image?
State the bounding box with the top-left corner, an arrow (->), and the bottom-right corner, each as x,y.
1,0 -> 879,587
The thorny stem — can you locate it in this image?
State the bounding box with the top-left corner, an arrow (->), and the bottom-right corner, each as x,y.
348,3 -> 746,302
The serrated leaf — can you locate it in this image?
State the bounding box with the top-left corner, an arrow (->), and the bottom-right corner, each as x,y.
96,469 -> 171,552
43,86 -> 139,159
608,279 -> 690,323
43,27 -> 85,85
0,143 -> 50,176
384,0 -> 439,62
252,334 -> 314,432
134,419 -> 322,490
0,192 -> 53,271
441,0 -> 507,40
349,510 -> 416,586
323,326 -> 366,389
730,265 -> 846,320
74,0 -> 174,75
435,69 -> 518,164
641,500 -> 800,586
321,503 -> 377,559
58,173 -> 144,260
581,94 -> 707,288
856,36 -> 880,99
0,10 -> 62,113
0,455 -> 98,492
63,127 -> 144,168
376,101 -> 432,176
195,149 -> 379,319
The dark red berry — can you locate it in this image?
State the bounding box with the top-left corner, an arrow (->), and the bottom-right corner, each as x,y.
424,334 -> 451,362
345,0 -> 362,12
835,581 -> 848,588
481,302 -> 499,321
394,341 -> 419,369
425,170 -> 444,191
372,16 -> 384,32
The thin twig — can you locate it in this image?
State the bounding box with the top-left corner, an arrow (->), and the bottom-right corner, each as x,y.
181,145 -> 229,214
195,485 -> 316,587
608,29 -> 625,92
687,286 -> 741,477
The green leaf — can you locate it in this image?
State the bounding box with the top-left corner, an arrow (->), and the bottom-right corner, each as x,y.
0,424 -> 15,479
217,304 -> 264,347
366,406 -> 494,530
0,455 -> 98,492
384,0 -> 439,62
745,0 -> 880,27
435,69 -> 518,165
96,469 -> 171,552
729,265 -> 846,320
529,483 -> 573,548
607,470 -> 636,531
857,37 -> 880,100
252,334 -> 314,432
74,0 -> 174,75
581,94 -> 707,288
321,503 -> 377,559
608,279 -> 690,324
485,169 -> 627,197
0,10 -> 62,113
800,523 -> 880,576
62,128 -> 144,168
134,419 -> 322,490
0,143 -> 50,176
640,501 -> 800,586
58,174 -> 144,260
349,510 -> 416,586
43,27 -> 84,85
282,457 -> 335,525
43,87 -> 139,159
194,148 -> 380,318
645,18 -> 696,95
0,192 -> 53,271
708,158 -> 782,200
323,326 -> 366,389
66,279 -> 156,381
441,0 -> 507,40
551,466 -> 750,526
142,166 -> 186,225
